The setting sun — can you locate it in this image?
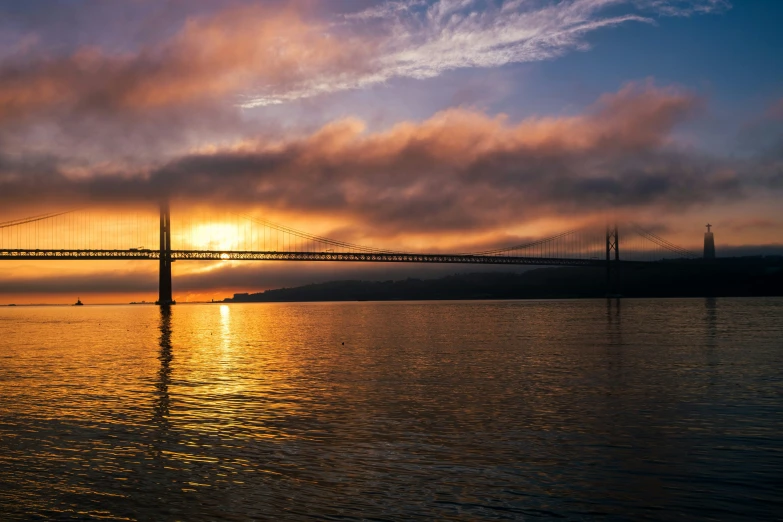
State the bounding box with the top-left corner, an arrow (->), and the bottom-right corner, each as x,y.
188,223 -> 242,251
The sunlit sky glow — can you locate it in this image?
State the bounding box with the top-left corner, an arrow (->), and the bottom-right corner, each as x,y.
0,0 -> 781,303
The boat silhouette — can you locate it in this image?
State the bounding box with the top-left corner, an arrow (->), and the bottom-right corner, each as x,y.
74,298 -> 83,306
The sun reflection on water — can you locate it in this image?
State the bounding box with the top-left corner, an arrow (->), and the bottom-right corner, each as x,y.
1,300 -> 782,520
219,304 -> 231,350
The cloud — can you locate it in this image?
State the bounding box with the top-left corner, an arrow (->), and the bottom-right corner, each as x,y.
3,81 -> 774,239
244,0 -> 730,106
641,0 -> 730,17
722,218 -> 782,233
0,0 -> 734,169
0,4 -> 368,119
0,0 -> 729,118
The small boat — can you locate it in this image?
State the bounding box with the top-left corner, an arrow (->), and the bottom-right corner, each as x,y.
74,298 -> 84,306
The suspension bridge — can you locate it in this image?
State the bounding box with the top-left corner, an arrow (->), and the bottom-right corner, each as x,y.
0,202 -> 700,304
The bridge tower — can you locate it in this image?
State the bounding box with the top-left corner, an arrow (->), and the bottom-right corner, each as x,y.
156,200 -> 175,305
606,224 -> 621,296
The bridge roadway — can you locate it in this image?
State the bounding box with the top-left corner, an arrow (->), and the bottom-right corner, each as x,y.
0,249 -> 612,267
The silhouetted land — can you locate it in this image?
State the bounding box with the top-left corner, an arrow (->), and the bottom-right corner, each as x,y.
224,257 -> 783,302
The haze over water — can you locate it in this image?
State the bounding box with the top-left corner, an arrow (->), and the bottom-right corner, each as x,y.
0,298 -> 781,520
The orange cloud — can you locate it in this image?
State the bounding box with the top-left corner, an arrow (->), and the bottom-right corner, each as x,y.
295,80 -> 697,166
0,3 -> 372,120
1,81 -> 740,238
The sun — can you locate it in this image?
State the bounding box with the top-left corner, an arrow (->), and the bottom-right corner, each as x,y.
189,223 -> 241,251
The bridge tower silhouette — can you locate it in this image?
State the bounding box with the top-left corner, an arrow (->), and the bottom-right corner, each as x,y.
157,201 -> 174,305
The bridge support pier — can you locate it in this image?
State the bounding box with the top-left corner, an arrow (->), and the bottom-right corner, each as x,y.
606,224 -> 621,297
156,200 -> 175,305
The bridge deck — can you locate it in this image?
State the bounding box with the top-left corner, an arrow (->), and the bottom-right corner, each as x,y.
0,249 -> 616,267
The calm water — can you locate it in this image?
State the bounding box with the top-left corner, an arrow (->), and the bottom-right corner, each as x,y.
0,299 -> 781,521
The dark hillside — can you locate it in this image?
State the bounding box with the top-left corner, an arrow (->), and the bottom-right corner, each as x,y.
225,257 -> 783,302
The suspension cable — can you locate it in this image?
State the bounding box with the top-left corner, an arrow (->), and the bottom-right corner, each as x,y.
232,212 -> 406,254
631,224 -> 698,258
0,209 -> 79,229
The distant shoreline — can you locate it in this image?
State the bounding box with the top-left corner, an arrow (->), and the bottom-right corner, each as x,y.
4,258 -> 781,306
6,296 -> 783,308
224,259 -> 783,304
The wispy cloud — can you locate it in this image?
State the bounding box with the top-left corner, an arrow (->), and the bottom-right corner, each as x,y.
243,0 -> 730,106
0,0 -> 729,117
641,0 -> 731,17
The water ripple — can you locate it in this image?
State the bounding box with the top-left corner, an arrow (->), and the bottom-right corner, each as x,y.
1,298 -> 782,520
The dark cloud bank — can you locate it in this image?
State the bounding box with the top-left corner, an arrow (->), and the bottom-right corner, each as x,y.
1,83 -> 780,236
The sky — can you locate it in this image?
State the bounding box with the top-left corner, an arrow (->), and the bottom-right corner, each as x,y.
0,0 -> 781,304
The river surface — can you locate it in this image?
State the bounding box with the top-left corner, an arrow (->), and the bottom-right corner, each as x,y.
0,298 -> 781,521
